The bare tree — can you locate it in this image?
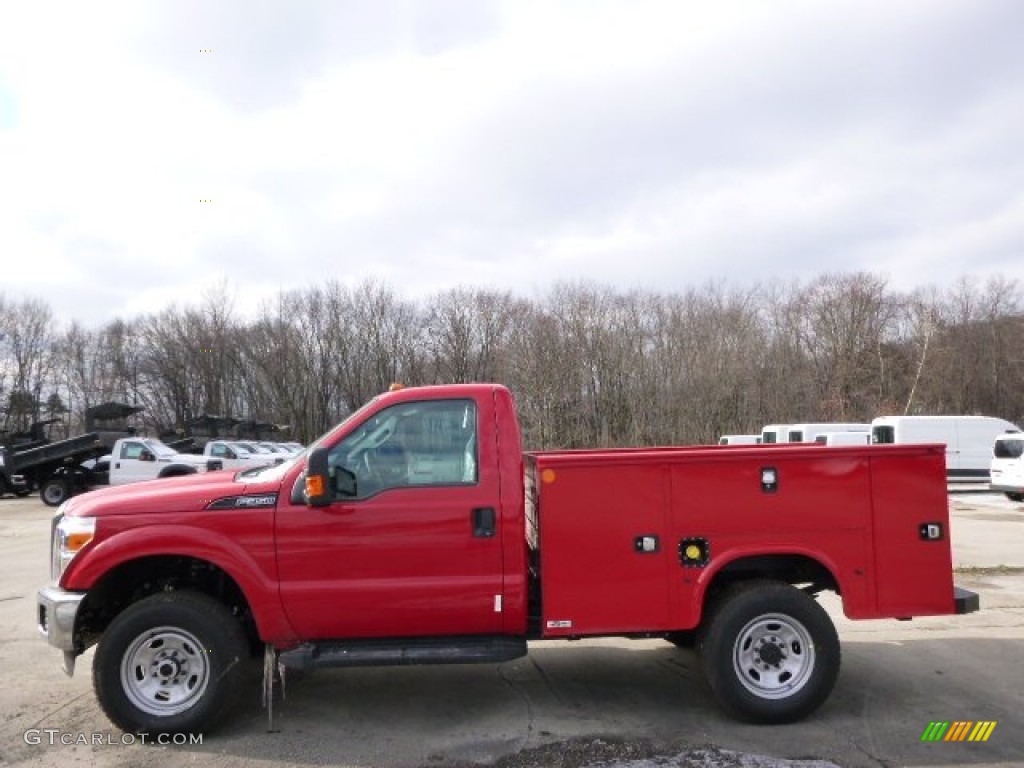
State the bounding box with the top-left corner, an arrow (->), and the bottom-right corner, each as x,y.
0,297 -> 56,432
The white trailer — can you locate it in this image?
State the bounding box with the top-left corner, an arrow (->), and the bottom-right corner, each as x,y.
870,415 -> 1020,482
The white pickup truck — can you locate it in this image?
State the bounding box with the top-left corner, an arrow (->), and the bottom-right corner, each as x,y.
107,437 -> 223,485
202,440 -> 276,470
40,437 -> 225,506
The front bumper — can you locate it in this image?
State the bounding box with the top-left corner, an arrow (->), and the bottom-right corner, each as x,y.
954,586 -> 980,614
37,586 -> 85,675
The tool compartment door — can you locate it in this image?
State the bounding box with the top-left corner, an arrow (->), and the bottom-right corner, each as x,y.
870,447 -> 957,616
536,459 -> 672,637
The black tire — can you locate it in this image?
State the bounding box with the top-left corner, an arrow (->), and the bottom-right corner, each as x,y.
40,477 -> 71,507
697,580 -> 840,724
1005,492 -> 1023,503
157,466 -> 195,479
93,591 -> 249,735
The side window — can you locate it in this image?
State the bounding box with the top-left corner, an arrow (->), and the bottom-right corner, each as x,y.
328,399 -> 478,499
211,444 -> 225,458
120,442 -> 144,460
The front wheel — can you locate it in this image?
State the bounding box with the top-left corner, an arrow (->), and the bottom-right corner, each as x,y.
1005,492 -> 1023,503
40,477 -> 71,506
698,580 -> 840,723
93,591 -> 249,734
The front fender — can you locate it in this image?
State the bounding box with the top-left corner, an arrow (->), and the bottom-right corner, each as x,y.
63,525 -> 297,644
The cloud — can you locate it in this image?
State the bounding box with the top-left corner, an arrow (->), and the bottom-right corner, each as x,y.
1,0 -> 1023,327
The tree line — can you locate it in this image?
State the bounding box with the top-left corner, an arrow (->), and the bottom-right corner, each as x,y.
1,271 -> 1022,449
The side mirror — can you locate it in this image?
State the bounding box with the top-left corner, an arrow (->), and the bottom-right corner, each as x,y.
140,450 -> 155,462
305,447 -> 332,508
335,467 -> 357,497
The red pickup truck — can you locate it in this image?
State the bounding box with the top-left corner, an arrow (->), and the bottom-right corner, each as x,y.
37,383 -> 978,735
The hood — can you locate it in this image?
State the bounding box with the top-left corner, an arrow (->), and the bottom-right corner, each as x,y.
62,469 -> 285,519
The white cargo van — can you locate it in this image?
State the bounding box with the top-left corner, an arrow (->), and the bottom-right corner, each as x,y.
718,434 -> 761,445
990,432 -> 1024,502
787,422 -> 871,443
814,431 -> 871,446
870,415 -> 1021,482
760,425 -> 792,444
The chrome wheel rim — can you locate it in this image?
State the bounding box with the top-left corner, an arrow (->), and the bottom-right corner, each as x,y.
120,626 -> 210,716
732,613 -> 815,699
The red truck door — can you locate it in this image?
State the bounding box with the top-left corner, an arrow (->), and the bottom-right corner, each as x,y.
275,396 -> 507,639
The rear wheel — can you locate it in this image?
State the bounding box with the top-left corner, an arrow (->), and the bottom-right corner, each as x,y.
93,591 -> 249,734
41,477 -> 71,506
698,580 -> 840,723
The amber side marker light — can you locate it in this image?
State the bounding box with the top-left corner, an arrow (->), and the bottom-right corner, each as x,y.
66,532 -> 94,551
541,469 -> 557,484
306,475 -> 326,497
388,382 -> 405,391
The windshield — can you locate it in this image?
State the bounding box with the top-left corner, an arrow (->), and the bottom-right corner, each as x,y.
994,438 -> 1024,459
142,438 -> 177,457
234,397 -> 380,484
235,450 -> 305,482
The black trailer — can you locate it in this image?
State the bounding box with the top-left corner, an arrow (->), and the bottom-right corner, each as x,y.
0,433 -> 105,506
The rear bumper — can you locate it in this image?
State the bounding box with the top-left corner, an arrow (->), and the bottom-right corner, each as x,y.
954,586 -> 980,615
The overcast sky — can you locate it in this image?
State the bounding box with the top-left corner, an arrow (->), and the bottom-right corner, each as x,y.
2,0 -> 1023,327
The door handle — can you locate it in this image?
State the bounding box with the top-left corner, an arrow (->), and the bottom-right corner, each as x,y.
472,507 -> 496,538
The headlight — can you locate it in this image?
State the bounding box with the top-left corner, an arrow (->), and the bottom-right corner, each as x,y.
51,514 -> 96,583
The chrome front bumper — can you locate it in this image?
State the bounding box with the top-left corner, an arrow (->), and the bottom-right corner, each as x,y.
37,586 -> 85,676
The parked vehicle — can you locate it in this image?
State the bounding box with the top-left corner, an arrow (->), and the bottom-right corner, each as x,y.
717,434 -> 761,445
871,415 -> 1021,482
989,432 -> 1024,502
787,423 -> 871,443
38,383 -> 978,735
760,424 -> 792,443
203,440 -> 271,470
0,433 -> 105,504
257,441 -> 303,458
815,431 -> 871,446
45,437 -> 225,506
232,440 -> 286,464
104,438 -> 225,488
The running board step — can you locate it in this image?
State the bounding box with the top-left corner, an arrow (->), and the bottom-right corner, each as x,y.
278,635 -> 528,670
